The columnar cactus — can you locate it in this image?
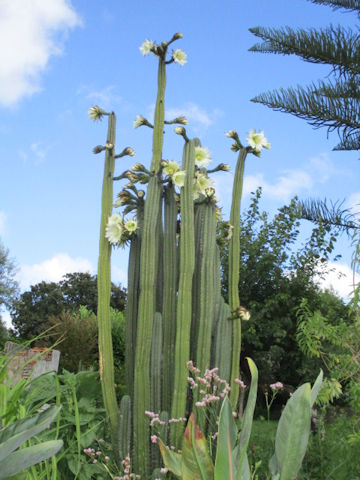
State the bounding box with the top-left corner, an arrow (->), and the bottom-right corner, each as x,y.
95,111 -> 119,453
93,35 -> 271,478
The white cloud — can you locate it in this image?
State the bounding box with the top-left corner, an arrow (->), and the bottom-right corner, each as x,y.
78,85 -> 128,111
315,262 -> 360,301
17,142 -> 52,165
165,102 -> 222,129
243,170 -> 313,201
0,211 -> 6,236
17,253 -> 93,290
0,0 -> 81,107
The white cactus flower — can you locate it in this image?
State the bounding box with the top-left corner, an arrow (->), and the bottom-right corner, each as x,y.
88,105 -> 105,121
194,173 -> 214,196
173,49 -> 187,66
133,115 -> 145,128
124,218 -> 138,233
194,146 -> 211,168
105,213 -> 123,245
139,39 -> 154,55
171,169 -> 186,188
163,160 -> 180,177
246,130 -> 271,152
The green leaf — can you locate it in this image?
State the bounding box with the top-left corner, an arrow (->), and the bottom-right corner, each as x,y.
310,370 -> 323,408
275,383 -> 311,480
0,439 -> 63,479
181,414 -> 213,480
235,358 -> 258,480
0,406 -> 61,461
214,397 -> 236,480
158,439 -> 182,478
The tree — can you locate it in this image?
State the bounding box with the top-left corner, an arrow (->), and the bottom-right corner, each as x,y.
11,272 -> 126,339
249,0 -> 360,150
0,239 -> 19,311
220,189 -> 350,387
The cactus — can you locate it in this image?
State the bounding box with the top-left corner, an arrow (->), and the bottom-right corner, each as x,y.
118,395 -> 131,462
93,34 -> 272,477
170,138 -> 196,447
161,185 -> 178,412
228,147 -> 248,409
96,111 -> 120,452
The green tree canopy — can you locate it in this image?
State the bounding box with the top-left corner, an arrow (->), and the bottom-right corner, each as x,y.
249,0 -> 360,150
0,239 -> 19,311
11,272 -> 126,339
220,189 -> 350,387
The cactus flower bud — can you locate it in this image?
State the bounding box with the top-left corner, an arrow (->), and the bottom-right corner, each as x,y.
173,32 -> 183,40
93,145 -> 105,154
219,163 -> 230,172
225,130 -> 237,139
123,147 -> 135,157
175,116 -> 188,125
174,126 -> 186,135
105,142 -> 114,150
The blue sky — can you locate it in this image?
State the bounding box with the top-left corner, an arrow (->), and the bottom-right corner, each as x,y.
1,0 -> 360,325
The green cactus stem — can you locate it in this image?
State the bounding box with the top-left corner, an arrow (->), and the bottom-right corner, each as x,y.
118,395 -> 131,461
170,138 -> 197,447
228,147 -> 248,409
125,197 -> 144,398
194,201 -> 217,375
97,112 -> 119,458
133,50 -> 167,476
162,184 -> 178,412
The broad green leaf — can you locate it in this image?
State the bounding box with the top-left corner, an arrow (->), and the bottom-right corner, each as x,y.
158,439 -> 182,478
214,397 -> 237,480
0,439 -> 63,479
275,383 -> 311,480
268,453 -> 279,477
310,370 -> 323,408
235,358 -> 258,480
181,414 -> 213,480
0,406 -> 61,461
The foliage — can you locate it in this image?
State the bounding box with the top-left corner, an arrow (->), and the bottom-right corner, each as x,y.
0,240 -> 18,312
220,189 -> 346,387
0,406 -> 63,480
159,360 -> 323,480
249,0 -> 360,150
10,272 -> 126,340
44,306 -> 125,377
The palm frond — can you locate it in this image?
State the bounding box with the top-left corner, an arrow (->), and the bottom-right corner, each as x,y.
249,25 -> 360,76
308,0 -> 360,13
296,198 -> 359,233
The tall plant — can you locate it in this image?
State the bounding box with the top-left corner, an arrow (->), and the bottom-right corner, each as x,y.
92,34 -> 271,478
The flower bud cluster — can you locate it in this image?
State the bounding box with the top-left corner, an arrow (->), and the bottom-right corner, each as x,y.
83,446 -> 110,466
187,362 -> 231,408
270,381 -> 284,391
112,455 -> 140,480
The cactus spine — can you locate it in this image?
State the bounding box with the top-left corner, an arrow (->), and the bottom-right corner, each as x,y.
229,147 -> 248,409
96,112 -> 119,455
133,50 -> 166,476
